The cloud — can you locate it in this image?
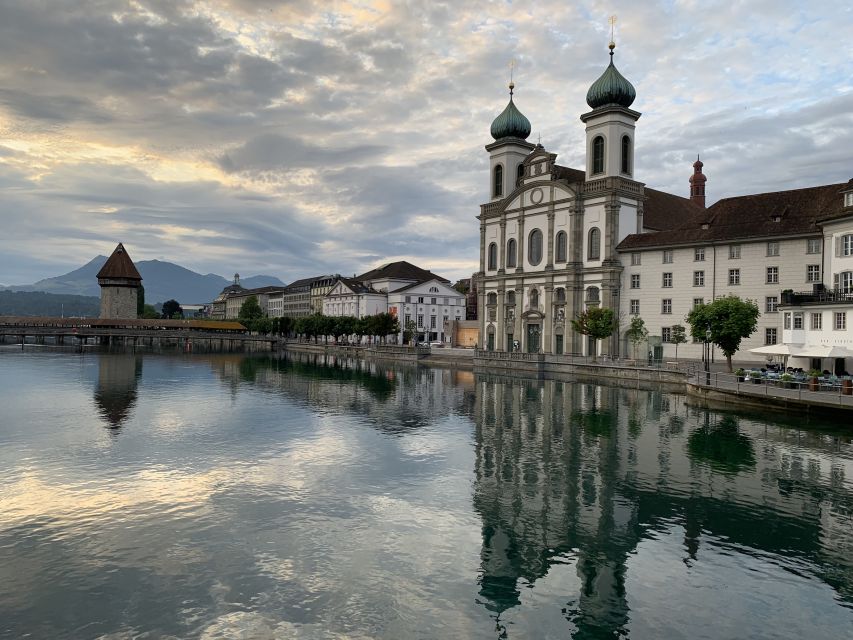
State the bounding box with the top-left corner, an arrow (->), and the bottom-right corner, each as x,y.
0,0 -> 851,285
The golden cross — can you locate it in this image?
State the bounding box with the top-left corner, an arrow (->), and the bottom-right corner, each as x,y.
609,15 -> 617,45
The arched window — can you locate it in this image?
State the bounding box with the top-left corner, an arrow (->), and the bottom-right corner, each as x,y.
487,242 -> 497,270
592,136 -> 605,175
506,238 -> 517,268
530,288 -> 539,309
588,227 -> 601,260
506,291 -> 516,305
555,231 -> 567,262
621,135 -> 631,175
429,286 -> 439,293
493,165 -> 503,197
528,229 -> 543,266
555,287 -> 566,303
517,163 -> 525,184
487,292 -> 497,305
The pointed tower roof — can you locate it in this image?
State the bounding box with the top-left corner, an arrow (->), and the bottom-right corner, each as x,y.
490,83 -> 532,141
97,243 -> 142,280
586,44 -> 636,110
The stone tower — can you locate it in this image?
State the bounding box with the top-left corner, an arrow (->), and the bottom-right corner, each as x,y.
97,243 -> 142,319
689,156 -> 707,207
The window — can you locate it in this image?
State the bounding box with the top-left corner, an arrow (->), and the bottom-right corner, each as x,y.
811,312 -> 822,330
487,292 -> 497,305
765,296 -> 778,313
728,269 -> 740,285
528,229 -> 543,266
693,297 -> 704,308
693,271 -> 705,287
766,266 -> 779,284
765,328 -> 777,345
556,231 -> 568,262
429,286 -> 439,293
405,296 -> 410,303
506,238 -> 517,268
662,327 -> 672,342
530,289 -> 539,308
846,193 -> 853,207
517,163 -> 525,183
430,297 -> 436,304
662,272 -> 673,288
783,312 -> 791,330
404,313 -> 411,326
417,314 -> 424,328
443,298 -> 448,305
630,299 -> 640,315
487,243 -> 497,270
555,288 -> 566,303
586,287 -> 600,302
838,271 -> 853,293
807,238 -> 822,254
493,165 -> 503,197
842,234 -> 853,256
418,297 -> 424,303
631,252 -> 641,266
835,312 -> 847,330
729,244 -> 741,259
694,247 -> 705,262
806,265 -> 821,283
662,249 -> 673,264
631,274 -> 640,289
793,312 -> 804,330
506,291 -> 516,305
592,136 -> 605,174
767,241 -> 779,257
430,315 -> 436,329
588,227 -> 601,260
621,135 -> 631,175
662,299 -> 672,314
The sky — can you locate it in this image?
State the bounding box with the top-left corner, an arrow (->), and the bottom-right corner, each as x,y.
1,0 -> 852,286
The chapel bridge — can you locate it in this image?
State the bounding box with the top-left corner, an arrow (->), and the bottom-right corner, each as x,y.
0,316 -> 278,351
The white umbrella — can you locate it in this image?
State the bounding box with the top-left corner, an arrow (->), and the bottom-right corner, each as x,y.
792,345 -> 853,358
749,344 -> 800,356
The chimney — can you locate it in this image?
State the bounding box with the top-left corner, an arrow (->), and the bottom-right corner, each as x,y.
689,155 -> 707,208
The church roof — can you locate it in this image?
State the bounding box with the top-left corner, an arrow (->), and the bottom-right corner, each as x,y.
357,261 -> 449,284
96,243 -> 142,281
586,48 -> 636,110
490,84 -> 532,141
617,181 -> 850,250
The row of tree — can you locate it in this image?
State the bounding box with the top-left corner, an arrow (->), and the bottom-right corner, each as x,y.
572,295 -> 760,371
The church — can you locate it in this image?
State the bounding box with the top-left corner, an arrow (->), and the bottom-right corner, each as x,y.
475,40 -> 853,366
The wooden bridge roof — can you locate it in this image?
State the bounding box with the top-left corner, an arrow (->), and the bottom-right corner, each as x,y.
0,316 -> 246,331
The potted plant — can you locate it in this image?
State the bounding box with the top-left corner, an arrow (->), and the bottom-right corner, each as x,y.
807,369 -> 822,391
749,370 -> 762,384
735,368 -> 746,383
780,372 -> 793,389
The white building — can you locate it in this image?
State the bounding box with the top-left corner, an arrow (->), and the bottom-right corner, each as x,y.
387,278 -> 466,344
323,277 -> 387,319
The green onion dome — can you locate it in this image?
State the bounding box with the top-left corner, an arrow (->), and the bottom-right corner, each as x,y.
490,83 -> 532,140
586,46 -> 636,109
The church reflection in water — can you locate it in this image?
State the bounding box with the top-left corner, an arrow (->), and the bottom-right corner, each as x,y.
471,374 -> 853,636
93,353 -> 142,430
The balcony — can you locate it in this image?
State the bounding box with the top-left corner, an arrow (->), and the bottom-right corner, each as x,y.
781,287 -> 853,307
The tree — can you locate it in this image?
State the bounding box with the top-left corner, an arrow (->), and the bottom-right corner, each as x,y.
239,295 -> 264,321
137,284 -> 145,318
141,304 -> 160,319
686,295 -> 760,372
403,319 -> 417,345
161,299 -> 183,319
626,316 -> 648,361
570,307 -> 616,362
670,324 -> 687,360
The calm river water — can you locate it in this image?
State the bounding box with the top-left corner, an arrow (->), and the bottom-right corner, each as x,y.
1,348 -> 852,639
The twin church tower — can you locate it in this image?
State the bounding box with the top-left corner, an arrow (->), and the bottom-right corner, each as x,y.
476,41 -> 669,356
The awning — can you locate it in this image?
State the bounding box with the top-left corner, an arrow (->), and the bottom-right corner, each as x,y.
791,345 -> 853,359
749,344 -> 801,356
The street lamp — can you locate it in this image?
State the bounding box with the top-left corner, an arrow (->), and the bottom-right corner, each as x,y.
704,326 -> 712,386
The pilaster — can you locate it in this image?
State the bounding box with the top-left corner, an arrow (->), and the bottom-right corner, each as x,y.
498,221 -> 507,274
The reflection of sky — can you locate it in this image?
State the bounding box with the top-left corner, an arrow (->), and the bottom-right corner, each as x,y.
0,350 -> 852,638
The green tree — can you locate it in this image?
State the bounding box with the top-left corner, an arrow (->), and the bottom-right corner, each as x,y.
571,307 -> 616,362
137,284 -> 145,318
161,299 -> 183,319
686,295 -> 760,372
670,324 -> 687,360
141,304 -> 160,319
403,319 -> 417,345
239,295 -> 264,321
626,316 -> 649,360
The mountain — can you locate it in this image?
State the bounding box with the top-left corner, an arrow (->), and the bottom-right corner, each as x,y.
5,257 -> 285,304
0,291 -> 101,317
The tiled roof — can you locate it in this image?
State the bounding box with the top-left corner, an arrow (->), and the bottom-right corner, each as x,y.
357,260 -> 449,283
552,165 -> 586,184
334,277 -> 382,295
96,243 -> 142,280
617,181 -> 850,251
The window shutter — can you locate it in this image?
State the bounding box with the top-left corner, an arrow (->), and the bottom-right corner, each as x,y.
834,273 -> 840,290
836,237 -> 842,257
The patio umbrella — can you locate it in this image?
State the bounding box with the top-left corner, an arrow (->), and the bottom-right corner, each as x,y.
791,345 -> 853,359
749,343 -> 800,368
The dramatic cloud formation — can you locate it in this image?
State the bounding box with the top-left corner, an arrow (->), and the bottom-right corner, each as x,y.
1,0 -> 851,285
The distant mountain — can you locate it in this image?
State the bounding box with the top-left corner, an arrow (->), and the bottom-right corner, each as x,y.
5,257 -> 285,304
0,291 -> 100,317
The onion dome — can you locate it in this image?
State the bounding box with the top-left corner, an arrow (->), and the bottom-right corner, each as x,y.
490,82 -> 532,141
586,44 -> 636,109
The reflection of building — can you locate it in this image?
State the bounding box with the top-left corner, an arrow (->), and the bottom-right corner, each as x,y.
98,243 -> 142,319
93,353 -> 142,429
472,374 -> 853,634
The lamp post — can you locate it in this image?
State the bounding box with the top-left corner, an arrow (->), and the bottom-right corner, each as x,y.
704,326 -> 712,386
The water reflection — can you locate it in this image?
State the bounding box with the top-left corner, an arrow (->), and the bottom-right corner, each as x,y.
92,353 -> 142,430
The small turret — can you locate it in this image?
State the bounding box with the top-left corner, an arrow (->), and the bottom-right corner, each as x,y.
690,156 -> 707,208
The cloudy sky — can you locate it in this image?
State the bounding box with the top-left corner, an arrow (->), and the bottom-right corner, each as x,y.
1,0 -> 851,285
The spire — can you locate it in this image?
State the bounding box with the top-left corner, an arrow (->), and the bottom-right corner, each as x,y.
586,19 -> 636,110
690,155 -> 707,208
97,243 -> 142,281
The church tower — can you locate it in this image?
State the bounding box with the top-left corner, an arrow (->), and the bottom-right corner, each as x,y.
486,82 -> 535,201
689,156 -> 707,207
97,243 -> 142,319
